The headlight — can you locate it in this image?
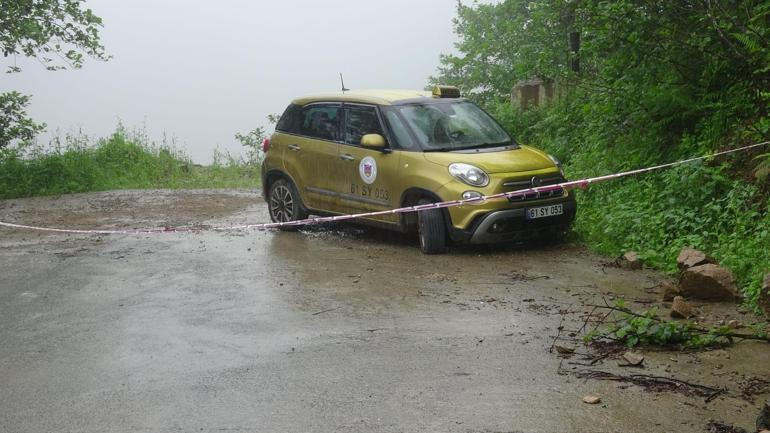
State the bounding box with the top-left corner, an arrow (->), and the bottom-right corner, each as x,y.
448,163 -> 489,187
548,155 -> 564,176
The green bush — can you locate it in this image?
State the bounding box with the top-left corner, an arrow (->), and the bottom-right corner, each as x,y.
0,125 -> 260,199
489,97 -> 770,310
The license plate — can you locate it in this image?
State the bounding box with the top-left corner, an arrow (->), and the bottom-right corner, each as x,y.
525,204 -> 563,220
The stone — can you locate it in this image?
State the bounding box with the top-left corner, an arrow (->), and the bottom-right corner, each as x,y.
620,251 -> 642,270
758,400 -> 770,431
759,274 -> 770,318
661,281 -> 681,301
679,264 -> 739,301
582,395 -> 601,404
727,319 -> 742,329
671,296 -> 696,319
676,247 -> 715,270
619,351 -> 645,367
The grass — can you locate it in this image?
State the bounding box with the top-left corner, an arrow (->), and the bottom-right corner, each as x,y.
0,125 -> 260,199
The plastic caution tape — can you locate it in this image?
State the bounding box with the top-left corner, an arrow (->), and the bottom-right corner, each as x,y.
1,141 -> 767,235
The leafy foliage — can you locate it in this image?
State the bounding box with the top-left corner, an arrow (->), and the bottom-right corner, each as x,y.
434,0 -> 770,310
0,0 -> 109,149
234,126 -> 266,164
0,91 -> 45,147
585,302 -> 733,349
0,0 -> 108,72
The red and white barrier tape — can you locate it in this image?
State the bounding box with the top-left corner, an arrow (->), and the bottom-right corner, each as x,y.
1,141 -> 768,235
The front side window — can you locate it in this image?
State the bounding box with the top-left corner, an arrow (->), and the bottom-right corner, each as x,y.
383,110 -> 418,151
343,105 -> 384,146
299,105 -> 341,141
384,101 -> 512,151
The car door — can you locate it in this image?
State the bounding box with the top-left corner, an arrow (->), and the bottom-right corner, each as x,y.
334,103 -> 399,225
280,103 -> 342,211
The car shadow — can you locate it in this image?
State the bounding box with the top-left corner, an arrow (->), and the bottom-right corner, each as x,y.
298,221 -> 570,255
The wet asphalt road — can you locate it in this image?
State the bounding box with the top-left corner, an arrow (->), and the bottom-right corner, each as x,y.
0,190 -> 767,433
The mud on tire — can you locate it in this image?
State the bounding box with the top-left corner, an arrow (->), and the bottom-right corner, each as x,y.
417,199 -> 447,254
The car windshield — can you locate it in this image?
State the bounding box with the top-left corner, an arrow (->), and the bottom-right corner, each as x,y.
384,100 -> 513,151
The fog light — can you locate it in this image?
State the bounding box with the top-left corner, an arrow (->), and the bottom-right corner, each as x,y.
462,190 -> 485,205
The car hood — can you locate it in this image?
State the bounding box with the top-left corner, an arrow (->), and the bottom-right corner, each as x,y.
422,145 -> 555,174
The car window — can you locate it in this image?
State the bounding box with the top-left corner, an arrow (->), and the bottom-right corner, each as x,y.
300,105 -> 341,141
383,110 -> 418,151
343,105 -> 384,146
275,104 -> 303,134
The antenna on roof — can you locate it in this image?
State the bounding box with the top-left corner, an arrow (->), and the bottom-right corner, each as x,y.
340,73 -> 349,93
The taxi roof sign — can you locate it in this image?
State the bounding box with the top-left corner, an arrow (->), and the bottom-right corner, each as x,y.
432,85 -> 461,98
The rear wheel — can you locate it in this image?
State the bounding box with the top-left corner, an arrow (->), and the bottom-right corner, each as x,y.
268,179 -> 308,231
417,199 -> 447,254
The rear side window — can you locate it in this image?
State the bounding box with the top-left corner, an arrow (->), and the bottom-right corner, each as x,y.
300,105 -> 341,141
343,105 -> 384,146
275,104 -> 302,133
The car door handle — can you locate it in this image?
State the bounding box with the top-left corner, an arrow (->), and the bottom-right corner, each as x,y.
340,154 -> 355,161
288,144 -> 301,151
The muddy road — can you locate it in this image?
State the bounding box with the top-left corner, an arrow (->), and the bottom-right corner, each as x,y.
1,190 -> 767,433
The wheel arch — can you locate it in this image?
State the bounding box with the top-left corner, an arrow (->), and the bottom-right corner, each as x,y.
399,187 -> 452,233
263,169 -> 298,198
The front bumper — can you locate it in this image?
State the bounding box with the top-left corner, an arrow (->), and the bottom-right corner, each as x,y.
449,199 -> 577,244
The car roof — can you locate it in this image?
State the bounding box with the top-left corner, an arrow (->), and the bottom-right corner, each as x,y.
292,89 -> 436,106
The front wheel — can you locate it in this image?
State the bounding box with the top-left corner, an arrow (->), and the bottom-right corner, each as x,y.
268,179 -> 308,231
417,199 -> 447,254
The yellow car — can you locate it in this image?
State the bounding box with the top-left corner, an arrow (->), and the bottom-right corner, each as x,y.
261,86 -> 576,254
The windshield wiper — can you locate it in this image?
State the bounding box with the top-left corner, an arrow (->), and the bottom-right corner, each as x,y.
475,140 -> 516,148
423,141 -> 515,152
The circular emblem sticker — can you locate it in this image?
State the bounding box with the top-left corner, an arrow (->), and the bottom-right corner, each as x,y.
358,156 -> 377,185
359,156 -> 377,185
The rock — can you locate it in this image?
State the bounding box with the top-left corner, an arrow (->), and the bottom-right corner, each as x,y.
705,421 -> 749,433
619,351 -> 645,367
671,296 -> 696,319
758,400 -> 770,431
759,274 -> 770,318
727,319 -> 742,329
620,251 -> 642,270
661,281 -> 681,301
676,247 -> 715,270
582,395 -> 601,404
679,264 -> 739,301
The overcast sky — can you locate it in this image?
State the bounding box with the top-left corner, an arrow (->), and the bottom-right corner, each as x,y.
2,0 -> 460,163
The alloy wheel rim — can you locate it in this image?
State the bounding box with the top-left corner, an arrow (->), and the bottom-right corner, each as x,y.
270,185 -> 294,222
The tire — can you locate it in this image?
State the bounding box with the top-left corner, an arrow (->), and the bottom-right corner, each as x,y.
417,199 -> 448,254
267,178 -> 308,231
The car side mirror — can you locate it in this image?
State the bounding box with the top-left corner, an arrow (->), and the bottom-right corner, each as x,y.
360,133 -> 386,149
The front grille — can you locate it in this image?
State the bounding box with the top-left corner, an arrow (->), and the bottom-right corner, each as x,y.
503,175 -> 566,202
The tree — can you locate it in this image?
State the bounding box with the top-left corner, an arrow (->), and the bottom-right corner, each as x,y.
0,91 -> 45,148
1,0 -> 108,73
0,0 -> 107,149
433,0 -> 769,152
